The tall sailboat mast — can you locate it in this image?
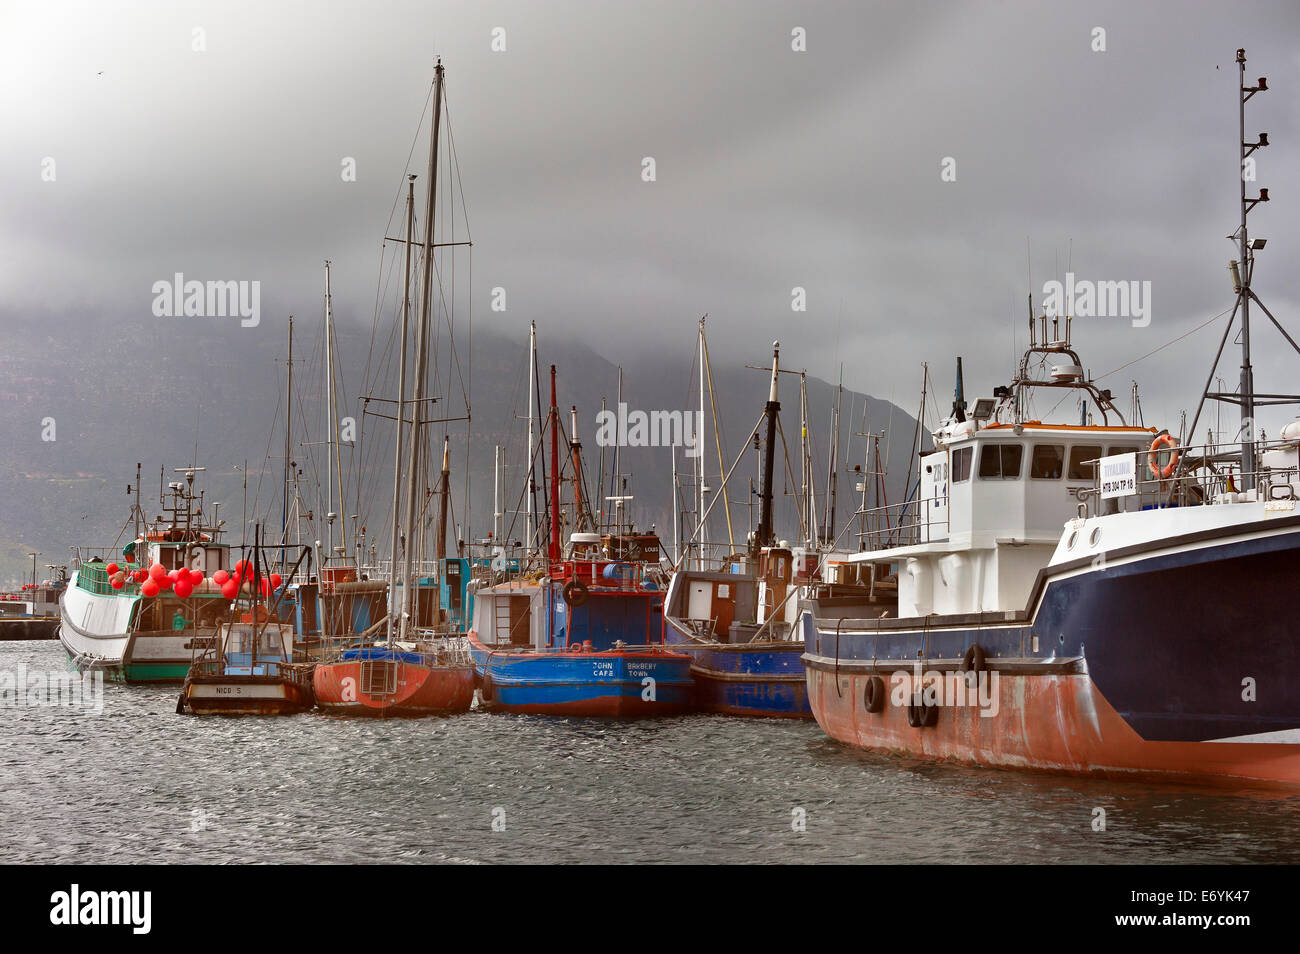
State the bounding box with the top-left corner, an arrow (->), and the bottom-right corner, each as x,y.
698,321 -> 735,554
697,317 -> 707,569
754,341 -> 780,556
324,262 -> 348,561
400,59 -> 444,641
281,316 -> 293,573
386,175 -> 416,643
549,365 -> 561,562
323,264 -> 335,563
526,320 -> 537,553
436,435 -> 451,565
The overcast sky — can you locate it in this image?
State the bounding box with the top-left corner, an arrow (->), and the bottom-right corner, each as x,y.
5,0 -> 1300,438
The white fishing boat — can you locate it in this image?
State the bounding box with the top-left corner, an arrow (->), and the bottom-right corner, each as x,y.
60,466 -> 232,683
801,50 -> 1300,787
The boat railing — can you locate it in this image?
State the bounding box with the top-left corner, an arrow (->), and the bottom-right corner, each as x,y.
1077,438 -> 1300,518
849,496 -> 950,552
69,546 -> 137,570
285,559 -> 465,588
550,558 -> 665,591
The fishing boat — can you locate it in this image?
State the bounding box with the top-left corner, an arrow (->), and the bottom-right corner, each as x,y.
801,49 -> 1300,787
0,566 -> 66,640
181,619 -> 313,715
59,465 -> 233,683
179,533 -> 314,715
311,59 -> 476,715
467,365 -> 693,716
662,337 -> 816,717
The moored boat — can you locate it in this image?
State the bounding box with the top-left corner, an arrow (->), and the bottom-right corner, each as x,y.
309,60 -> 476,716
181,619 -> 314,716
59,467 -> 233,683
468,365 -> 692,717
662,339 -> 815,717
180,536 -> 315,715
468,562 -> 693,717
801,49 -> 1300,787
0,569 -> 66,640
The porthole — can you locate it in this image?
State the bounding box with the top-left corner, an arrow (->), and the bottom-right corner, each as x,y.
1067,530 -> 1079,550
1089,527 -> 1102,547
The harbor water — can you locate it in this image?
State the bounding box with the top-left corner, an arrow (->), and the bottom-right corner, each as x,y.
3,640 -> 1298,865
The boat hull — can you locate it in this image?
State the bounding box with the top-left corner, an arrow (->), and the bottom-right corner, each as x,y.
469,634 -> 693,717
802,518 -> 1300,787
314,653 -> 476,716
59,582 -> 216,684
805,665 -> 1300,787
0,617 -> 59,640
664,633 -> 811,718
184,677 -> 314,716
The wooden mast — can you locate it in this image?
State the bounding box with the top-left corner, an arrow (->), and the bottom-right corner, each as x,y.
386,175 -> 416,643
400,59 -> 444,641
754,341 -> 780,555
548,365 -> 561,562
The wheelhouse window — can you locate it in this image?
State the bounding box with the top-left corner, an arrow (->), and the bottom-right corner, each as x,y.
978,443 -> 1023,479
1030,444 -> 1065,480
1067,444 -> 1104,480
1107,444 -> 1141,457
952,446 -> 973,482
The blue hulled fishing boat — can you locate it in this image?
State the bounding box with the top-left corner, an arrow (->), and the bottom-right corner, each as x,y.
662,340 -> 818,717
799,50 -> 1300,787
467,365 -> 692,716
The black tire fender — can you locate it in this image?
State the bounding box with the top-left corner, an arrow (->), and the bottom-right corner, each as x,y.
863,675 -> 886,714
562,579 -> 589,607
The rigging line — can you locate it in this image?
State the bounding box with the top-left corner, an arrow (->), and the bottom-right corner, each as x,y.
465,243 -> 473,534
499,433 -> 540,549
1040,306 -> 1235,421
442,91 -> 473,245
290,319 -> 329,539
425,234 -> 472,415
1096,306 -> 1235,382
355,238 -> 410,532
249,353 -> 287,533
379,81 -> 436,248
774,414 -> 807,544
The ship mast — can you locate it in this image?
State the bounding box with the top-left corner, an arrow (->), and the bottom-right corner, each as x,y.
526,320 -> 537,554
1185,49 -> 1300,487
754,341 -> 780,556
569,406 -> 592,531
281,316 -> 293,574
323,262 -> 347,563
400,59 -> 444,641
699,319 -> 735,554
436,435 -> 451,566
1236,47 -> 1259,484
548,365 -> 561,562
697,317 -> 707,569
386,175 -> 416,643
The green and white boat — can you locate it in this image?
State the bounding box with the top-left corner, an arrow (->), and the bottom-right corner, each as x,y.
59,467 -> 233,684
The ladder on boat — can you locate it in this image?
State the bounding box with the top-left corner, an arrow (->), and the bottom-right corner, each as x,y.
360,658 -> 399,696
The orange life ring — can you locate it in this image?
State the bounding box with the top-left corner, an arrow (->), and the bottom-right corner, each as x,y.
1147,433 -> 1180,480
568,641 -> 584,653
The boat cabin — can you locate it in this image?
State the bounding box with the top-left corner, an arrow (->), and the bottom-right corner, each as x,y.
471,554 -> 667,652
854,421 -> 1153,617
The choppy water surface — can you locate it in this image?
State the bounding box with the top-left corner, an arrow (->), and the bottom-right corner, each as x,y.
2,639 -> 1298,864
